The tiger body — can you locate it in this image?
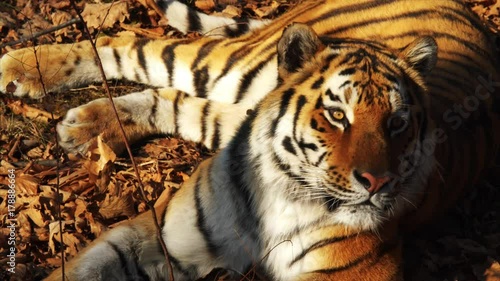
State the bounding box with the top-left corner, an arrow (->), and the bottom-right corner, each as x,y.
45,150 -> 401,281
1,0 -> 499,280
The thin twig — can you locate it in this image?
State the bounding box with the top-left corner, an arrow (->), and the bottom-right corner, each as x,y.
0,18 -> 82,49
68,1 -> 175,279
21,161 -> 33,174
240,240 -> 292,281
11,159 -> 60,168
7,135 -> 21,161
27,22 -> 66,280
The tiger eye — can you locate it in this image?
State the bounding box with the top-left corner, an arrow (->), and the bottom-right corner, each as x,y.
332,110 -> 345,120
388,116 -> 408,135
390,117 -> 404,129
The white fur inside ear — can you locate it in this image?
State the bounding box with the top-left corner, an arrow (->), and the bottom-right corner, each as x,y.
277,23 -> 323,74
401,37 -> 437,76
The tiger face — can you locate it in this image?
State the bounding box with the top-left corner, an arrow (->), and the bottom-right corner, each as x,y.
266,24 -> 437,231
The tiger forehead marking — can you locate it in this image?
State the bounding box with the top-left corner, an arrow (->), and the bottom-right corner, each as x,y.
317,49 -> 405,126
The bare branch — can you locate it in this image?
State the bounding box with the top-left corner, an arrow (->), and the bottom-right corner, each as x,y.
0,18 -> 82,49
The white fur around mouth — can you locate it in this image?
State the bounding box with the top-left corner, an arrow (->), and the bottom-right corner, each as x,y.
331,204 -> 387,231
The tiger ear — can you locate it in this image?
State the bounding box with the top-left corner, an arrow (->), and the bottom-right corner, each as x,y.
399,36 -> 437,77
277,23 -> 324,78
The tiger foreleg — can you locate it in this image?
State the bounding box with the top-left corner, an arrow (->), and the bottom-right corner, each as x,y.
56,88 -> 249,154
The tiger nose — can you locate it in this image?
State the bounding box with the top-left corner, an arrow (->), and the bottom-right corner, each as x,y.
353,170 -> 391,193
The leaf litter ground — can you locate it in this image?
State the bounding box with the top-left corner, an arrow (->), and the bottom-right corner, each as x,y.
0,0 -> 499,280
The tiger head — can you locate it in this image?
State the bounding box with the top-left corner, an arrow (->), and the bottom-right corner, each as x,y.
257,23 -> 438,231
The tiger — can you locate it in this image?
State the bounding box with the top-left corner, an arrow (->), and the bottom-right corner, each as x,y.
1,0 -> 499,280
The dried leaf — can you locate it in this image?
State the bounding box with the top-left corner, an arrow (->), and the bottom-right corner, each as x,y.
253,2 -> 281,18
84,135 -> 116,179
17,213 -> 32,244
98,193 -> 135,219
96,135 -> 117,172
23,205 -> 45,228
60,232 -> 84,257
34,227 -> 49,242
48,220 -> 72,255
74,199 -> 87,233
81,1 -> 130,29
47,167 -> 88,187
27,147 -> 44,158
50,11 -> 73,39
0,12 -> 16,32
0,172 -> 40,195
195,0 -> 215,12
86,211 -> 106,237
0,161 -> 16,171
120,23 -> 167,39
221,5 -> 243,17
6,100 -> 59,123
48,0 -> 71,9
18,0 -> 36,21
17,14 -> 53,44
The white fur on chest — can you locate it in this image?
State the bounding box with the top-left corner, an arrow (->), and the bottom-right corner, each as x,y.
255,159 -> 328,279
259,194 -> 328,280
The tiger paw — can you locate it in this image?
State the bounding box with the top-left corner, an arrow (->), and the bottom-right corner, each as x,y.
57,92 -> 161,155
57,98 -> 132,155
0,48 -> 47,98
0,43 -> 99,98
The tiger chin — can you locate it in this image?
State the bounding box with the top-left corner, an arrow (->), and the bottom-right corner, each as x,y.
42,22 -> 439,281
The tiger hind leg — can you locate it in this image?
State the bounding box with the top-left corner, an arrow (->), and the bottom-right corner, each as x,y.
0,35 -> 145,98
43,211 -> 193,281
